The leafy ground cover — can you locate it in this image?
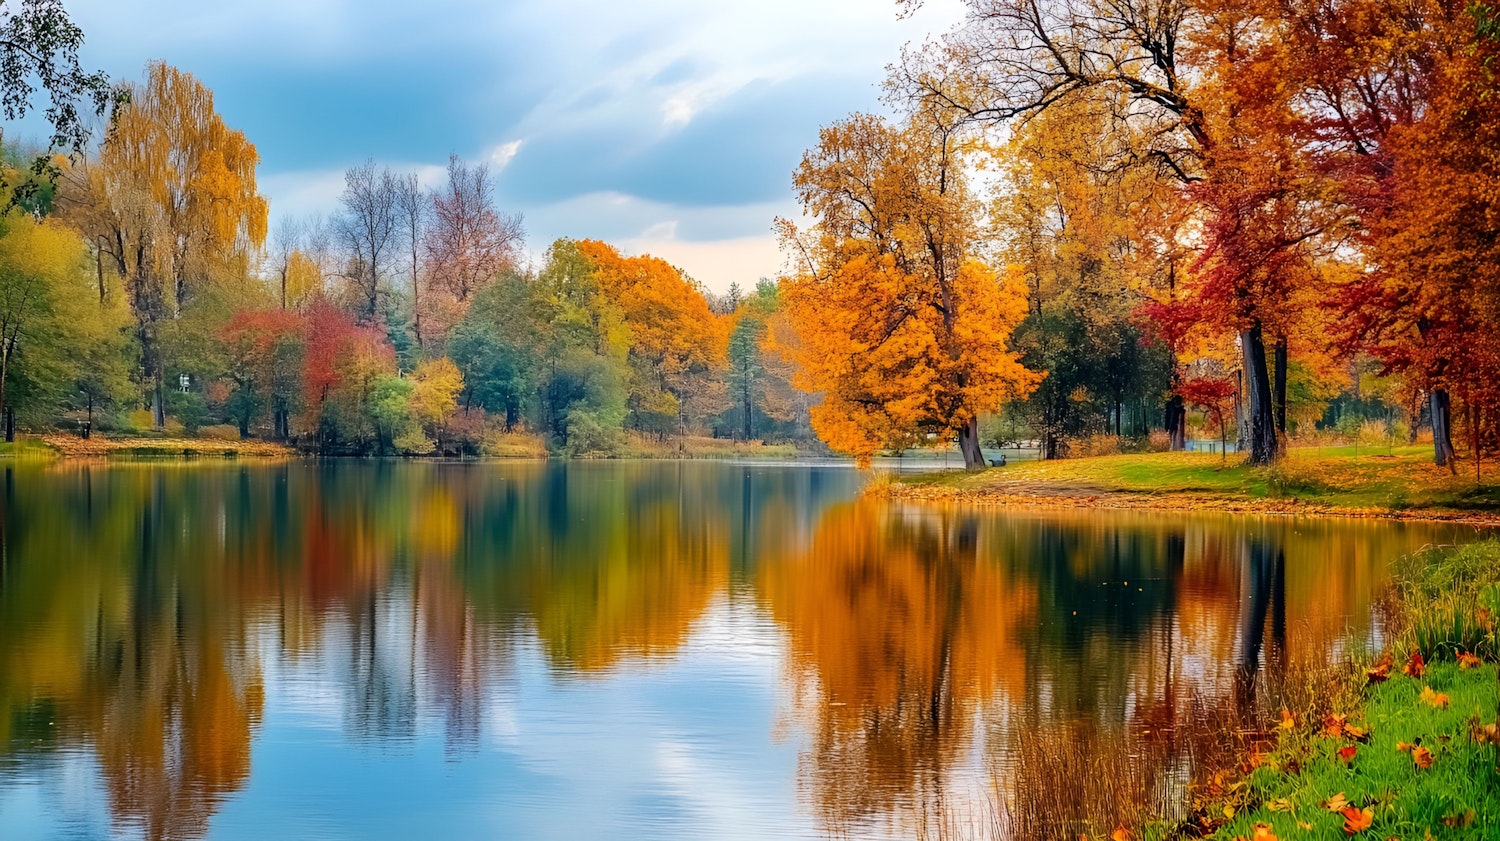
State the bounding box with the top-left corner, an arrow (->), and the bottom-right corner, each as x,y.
1178,541 -> 1500,841
891,448 -> 1500,519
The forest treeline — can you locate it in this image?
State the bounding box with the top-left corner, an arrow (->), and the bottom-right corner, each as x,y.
0,62 -> 812,456
1,0 -> 1498,466
772,0 -> 1500,468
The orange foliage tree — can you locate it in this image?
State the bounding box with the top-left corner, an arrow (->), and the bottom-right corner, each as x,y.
575,240 -> 728,435
776,111 -> 1036,468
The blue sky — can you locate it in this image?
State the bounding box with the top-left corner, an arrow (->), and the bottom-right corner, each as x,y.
39,0 -> 965,292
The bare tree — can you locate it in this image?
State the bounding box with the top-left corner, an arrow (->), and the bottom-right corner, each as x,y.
394,173 -> 427,350
270,215 -> 303,309
335,159 -> 399,320
426,154 -> 524,304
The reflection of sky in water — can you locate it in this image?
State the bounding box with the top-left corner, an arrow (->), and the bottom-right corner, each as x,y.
0,462 -> 1490,840
220,601 -> 812,840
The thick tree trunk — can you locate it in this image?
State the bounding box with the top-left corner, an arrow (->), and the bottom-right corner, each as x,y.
1240,324 -> 1278,465
1165,395 -> 1187,451
957,417 -> 986,471
1432,389 -> 1458,472
1273,338 -> 1288,435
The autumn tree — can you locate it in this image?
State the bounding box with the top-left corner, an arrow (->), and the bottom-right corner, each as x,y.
60,62 -> 268,428
221,308 -> 303,438
423,155 -> 524,343
899,0 -> 1336,464
576,240 -> 728,437
778,110 -> 1036,468
448,270 -> 544,430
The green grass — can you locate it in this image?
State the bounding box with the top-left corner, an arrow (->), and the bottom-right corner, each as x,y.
896,447 -> 1500,514
1200,540 -> 1500,840
1214,663 -> 1499,839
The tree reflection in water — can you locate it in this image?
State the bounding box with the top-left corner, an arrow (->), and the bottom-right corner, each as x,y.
0,463 -> 1475,840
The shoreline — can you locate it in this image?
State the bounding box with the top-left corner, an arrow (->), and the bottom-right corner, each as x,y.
881,482 -> 1500,527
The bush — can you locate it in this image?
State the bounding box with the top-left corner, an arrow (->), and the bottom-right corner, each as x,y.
1391,540 -> 1500,662
1065,433 -> 1121,458
165,390 -> 207,434
127,409 -> 155,432
564,408 -> 624,457
198,424 -> 241,441
394,428 -> 435,455
1146,430 -> 1172,452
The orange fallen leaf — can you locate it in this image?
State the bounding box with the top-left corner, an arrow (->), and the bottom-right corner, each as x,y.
1341,806 -> 1374,834
1412,745 -> 1434,768
1110,826 -> 1134,841
1337,745 -> 1358,764
1249,823 -> 1278,841
1396,741 -> 1414,753
1419,686 -> 1450,708
1366,656 -> 1391,684
1278,708 -> 1295,730
1403,651 -> 1425,678
1323,714 -> 1348,737
1324,792 -> 1350,811
1343,723 -> 1367,740
1458,651 -> 1482,669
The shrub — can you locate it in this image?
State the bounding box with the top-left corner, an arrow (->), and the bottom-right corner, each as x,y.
1065,433 -> 1121,458
198,424 -> 241,442
1146,430 -> 1172,452
127,409 -> 155,432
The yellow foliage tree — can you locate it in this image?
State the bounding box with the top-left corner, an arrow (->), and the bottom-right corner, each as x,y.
777,111 -> 1037,467
575,240 -> 729,435
409,356 -> 465,452
62,61 -> 268,427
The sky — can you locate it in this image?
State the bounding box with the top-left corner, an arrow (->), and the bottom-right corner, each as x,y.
33,0 -> 967,293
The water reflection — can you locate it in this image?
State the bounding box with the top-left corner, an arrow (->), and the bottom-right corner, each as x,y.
0,462 -> 1482,840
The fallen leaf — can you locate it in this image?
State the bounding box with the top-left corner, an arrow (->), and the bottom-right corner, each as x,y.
1458,651 -> 1482,669
1338,745 -> 1358,764
1342,806 -> 1374,834
1279,708 -> 1295,730
1412,746 -> 1433,769
1367,656 -> 1392,684
1440,809 -> 1475,828
1419,686 -> 1450,708
1396,741 -> 1414,753
1324,714 -> 1349,737
1344,723 -> 1368,740
1403,651 -> 1426,678
1324,792 -> 1350,812
1110,826 -> 1134,841
1267,798 -> 1294,813
1250,823 -> 1278,841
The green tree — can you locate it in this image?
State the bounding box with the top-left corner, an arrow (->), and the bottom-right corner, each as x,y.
448,270 -> 542,430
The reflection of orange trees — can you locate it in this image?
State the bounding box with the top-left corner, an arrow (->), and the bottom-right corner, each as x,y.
758,501 -> 1034,827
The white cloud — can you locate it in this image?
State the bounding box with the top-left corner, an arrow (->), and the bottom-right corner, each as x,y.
488,140 -> 523,169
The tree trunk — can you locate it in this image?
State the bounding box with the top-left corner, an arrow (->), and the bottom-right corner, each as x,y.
1165,395 -> 1187,451
1240,324 -> 1278,465
1273,338 -> 1288,436
1432,389 -> 1458,471
0,351 -> 8,443
957,416 -> 986,471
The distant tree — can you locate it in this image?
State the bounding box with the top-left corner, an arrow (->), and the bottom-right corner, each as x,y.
448,270 -> 542,430
335,159 -> 398,321
393,172 -> 427,351
423,155 -> 524,344
59,62 -> 268,428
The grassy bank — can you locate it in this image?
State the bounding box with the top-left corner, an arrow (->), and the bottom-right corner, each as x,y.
614,433 -> 806,460
1190,541 -> 1500,840
21,433 -> 295,459
888,447 -> 1500,520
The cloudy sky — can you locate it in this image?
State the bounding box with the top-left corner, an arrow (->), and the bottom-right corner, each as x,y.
40,0 -> 965,292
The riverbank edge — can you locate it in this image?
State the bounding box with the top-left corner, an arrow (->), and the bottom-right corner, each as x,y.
880,483 -> 1500,526
0,434 -> 830,462
1166,540 -> 1500,841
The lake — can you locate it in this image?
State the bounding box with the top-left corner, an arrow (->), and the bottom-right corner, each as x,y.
0,461 -> 1487,840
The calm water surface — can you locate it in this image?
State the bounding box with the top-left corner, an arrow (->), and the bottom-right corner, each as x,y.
0,461 -> 1488,840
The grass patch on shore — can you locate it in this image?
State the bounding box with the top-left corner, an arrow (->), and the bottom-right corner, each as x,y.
1192,540 -> 1500,841
898,447 -> 1500,514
